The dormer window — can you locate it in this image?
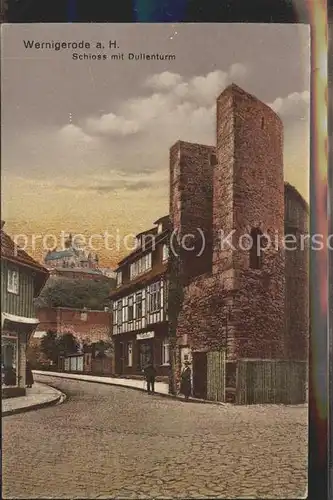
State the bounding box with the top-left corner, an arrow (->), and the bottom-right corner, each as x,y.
116,271 -> 122,287
157,223 -> 163,234
136,236 -> 142,248
162,244 -> 169,262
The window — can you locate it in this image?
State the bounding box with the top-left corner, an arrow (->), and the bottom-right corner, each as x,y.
162,244 -> 169,262
149,282 -> 161,313
116,271 -> 122,287
126,342 -> 133,367
128,295 -> 134,321
7,268 -> 19,294
80,312 -> 87,321
210,153 -> 218,166
136,292 -> 143,318
261,117 -> 265,129
117,300 -> 122,324
161,338 -> 170,365
249,228 -> 264,269
157,223 -> 163,234
130,253 -> 152,280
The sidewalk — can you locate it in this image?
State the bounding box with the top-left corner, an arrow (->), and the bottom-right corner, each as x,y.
32,371 -> 226,405
2,382 -> 65,417
33,370 -> 170,394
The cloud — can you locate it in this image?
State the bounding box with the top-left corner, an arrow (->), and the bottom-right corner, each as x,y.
58,124 -> 94,143
85,113 -> 140,136
145,71 -> 183,90
4,62 -> 308,200
60,180 -> 153,194
269,90 -> 310,120
81,63 -> 248,140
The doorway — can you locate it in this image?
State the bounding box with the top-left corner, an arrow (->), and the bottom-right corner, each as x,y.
139,341 -> 153,370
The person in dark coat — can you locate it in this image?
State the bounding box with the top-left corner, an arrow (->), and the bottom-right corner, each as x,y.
180,361 -> 192,401
143,360 -> 157,395
26,361 -> 34,388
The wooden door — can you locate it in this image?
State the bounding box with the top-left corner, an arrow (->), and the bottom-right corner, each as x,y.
192,351 -> 207,399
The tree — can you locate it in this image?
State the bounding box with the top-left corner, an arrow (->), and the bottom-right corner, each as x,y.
57,332 -> 79,356
40,330 -> 80,364
35,277 -> 113,310
92,340 -> 113,358
40,330 -> 59,364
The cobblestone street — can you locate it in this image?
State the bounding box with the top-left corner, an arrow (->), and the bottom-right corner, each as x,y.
3,376 -> 307,499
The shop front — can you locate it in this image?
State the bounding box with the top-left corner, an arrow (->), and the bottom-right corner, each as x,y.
113,324 -> 170,378
1,313 -> 39,398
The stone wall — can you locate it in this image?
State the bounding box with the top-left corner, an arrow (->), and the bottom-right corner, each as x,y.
284,183 -> 309,360
35,307 -> 112,345
170,84 -> 286,363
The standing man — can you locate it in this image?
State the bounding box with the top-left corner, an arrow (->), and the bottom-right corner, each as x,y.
143,359 -> 157,395
180,360 -> 192,401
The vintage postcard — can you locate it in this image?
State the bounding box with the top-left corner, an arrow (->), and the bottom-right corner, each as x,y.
1,23 -> 310,499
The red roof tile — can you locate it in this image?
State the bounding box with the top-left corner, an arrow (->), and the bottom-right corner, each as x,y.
1,230 -> 48,274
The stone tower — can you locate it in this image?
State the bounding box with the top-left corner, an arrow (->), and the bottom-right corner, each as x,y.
169,140 -> 215,281
213,83 -> 285,359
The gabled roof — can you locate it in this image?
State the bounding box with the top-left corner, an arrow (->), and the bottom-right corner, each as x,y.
1,229 -> 49,295
110,263 -> 168,299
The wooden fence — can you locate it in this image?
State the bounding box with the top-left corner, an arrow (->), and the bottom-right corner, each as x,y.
192,350 -> 226,402
206,350 -> 226,402
235,359 -> 307,404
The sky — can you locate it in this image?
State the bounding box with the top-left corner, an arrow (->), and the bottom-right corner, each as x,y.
1,23 -> 310,267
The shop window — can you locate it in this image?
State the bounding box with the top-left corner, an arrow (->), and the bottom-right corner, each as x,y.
161,338 -> 170,365
7,268 -> 19,294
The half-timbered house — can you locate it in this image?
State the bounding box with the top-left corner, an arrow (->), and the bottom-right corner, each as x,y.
1,221 -> 49,397
111,216 -> 170,377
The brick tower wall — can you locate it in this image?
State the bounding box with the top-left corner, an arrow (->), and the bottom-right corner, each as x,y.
284,184 -> 309,360
214,84 -> 285,359
169,140 -> 215,281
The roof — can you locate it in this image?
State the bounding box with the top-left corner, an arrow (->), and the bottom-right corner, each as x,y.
45,250 -> 74,261
1,230 -> 48,274
136,227 -> 158,238
117,230 -> 169,267
1,229 -> 49,295
110,263 -> 168,299
153,215 -> 170,225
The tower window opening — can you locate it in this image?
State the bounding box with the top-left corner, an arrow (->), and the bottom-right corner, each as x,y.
261,117 -> 265,129
210,153 -> 218,166
249,228 -> 264,269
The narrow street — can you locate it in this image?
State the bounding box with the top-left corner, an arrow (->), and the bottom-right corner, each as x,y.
3,375 -> 307,499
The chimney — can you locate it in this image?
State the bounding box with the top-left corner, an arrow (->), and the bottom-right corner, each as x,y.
1,220 -> 5,229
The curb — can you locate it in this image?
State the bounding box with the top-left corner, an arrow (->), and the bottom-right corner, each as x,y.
2,384 -> 66,417
34,372 -> 227,406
